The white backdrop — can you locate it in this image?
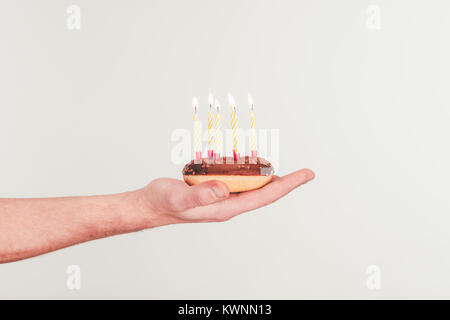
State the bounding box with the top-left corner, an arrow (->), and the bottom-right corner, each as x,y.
1,0 -> 450,298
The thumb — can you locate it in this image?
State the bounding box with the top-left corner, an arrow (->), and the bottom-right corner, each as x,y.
173,180 -> 230,211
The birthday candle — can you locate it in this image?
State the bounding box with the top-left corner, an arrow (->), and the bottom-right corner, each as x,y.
228,93 -> 240,161
248,93 -> 257,157
207,93 -> 214,158
192,97 -> 202,160
214,99 -> 223,161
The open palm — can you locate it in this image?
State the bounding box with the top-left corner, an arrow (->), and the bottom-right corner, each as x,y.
143,168 -> 315,224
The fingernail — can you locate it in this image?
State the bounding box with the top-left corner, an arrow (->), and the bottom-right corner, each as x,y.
212,185 -> 226,199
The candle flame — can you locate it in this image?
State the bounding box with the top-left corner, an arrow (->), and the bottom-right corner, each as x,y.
248,93 -> 254,110
228,92 -> 236,111
215,99 -> 221,111
192,96 -> 199,112
208,92 -> 214,108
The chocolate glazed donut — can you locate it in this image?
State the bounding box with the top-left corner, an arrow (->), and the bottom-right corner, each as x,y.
182,156 -> 274,192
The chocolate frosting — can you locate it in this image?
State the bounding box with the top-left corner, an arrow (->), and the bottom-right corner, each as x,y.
182,156 -> 274,176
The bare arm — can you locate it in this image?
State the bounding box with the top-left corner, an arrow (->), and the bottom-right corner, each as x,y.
0,169 -> 314,263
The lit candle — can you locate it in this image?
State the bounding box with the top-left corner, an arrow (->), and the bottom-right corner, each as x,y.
248,93 -> 257,157
207,93 -> 214,158
192,96 -> 202,160
214,99 -> 223,161
228,93 -> 240,161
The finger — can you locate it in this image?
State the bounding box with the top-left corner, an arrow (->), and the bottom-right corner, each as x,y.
223,169 -> 315,216
170,180 -> 230,212
269,175 -> 281,182
184,169 -> 314,221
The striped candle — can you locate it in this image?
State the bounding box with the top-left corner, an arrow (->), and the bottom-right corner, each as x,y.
192,96 -> 202,160
207,93 -> 214,158
214,99 -> 223,161
248,93 -> 257,157
228,93 -> 240,161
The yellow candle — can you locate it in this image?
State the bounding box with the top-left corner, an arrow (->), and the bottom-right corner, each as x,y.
248,93 -> 257,157
214,99 -> 223,161
228,93 -> 240,160
192,96 -> 202,159
207,93 -> 214,157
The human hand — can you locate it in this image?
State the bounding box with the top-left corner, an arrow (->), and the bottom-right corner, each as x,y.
135,169 -> 315,227
0,168 -> 314,263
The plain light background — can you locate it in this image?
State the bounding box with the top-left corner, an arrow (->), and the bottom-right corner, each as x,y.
1,0 -> 450,299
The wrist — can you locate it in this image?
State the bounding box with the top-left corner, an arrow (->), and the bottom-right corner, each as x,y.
116,188 -> 176,232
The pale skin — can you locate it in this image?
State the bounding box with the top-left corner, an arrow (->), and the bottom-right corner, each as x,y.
0,168 -> 314,263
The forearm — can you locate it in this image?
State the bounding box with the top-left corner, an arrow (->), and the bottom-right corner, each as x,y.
0,189 -> 168,263
0,169 -> 315,263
